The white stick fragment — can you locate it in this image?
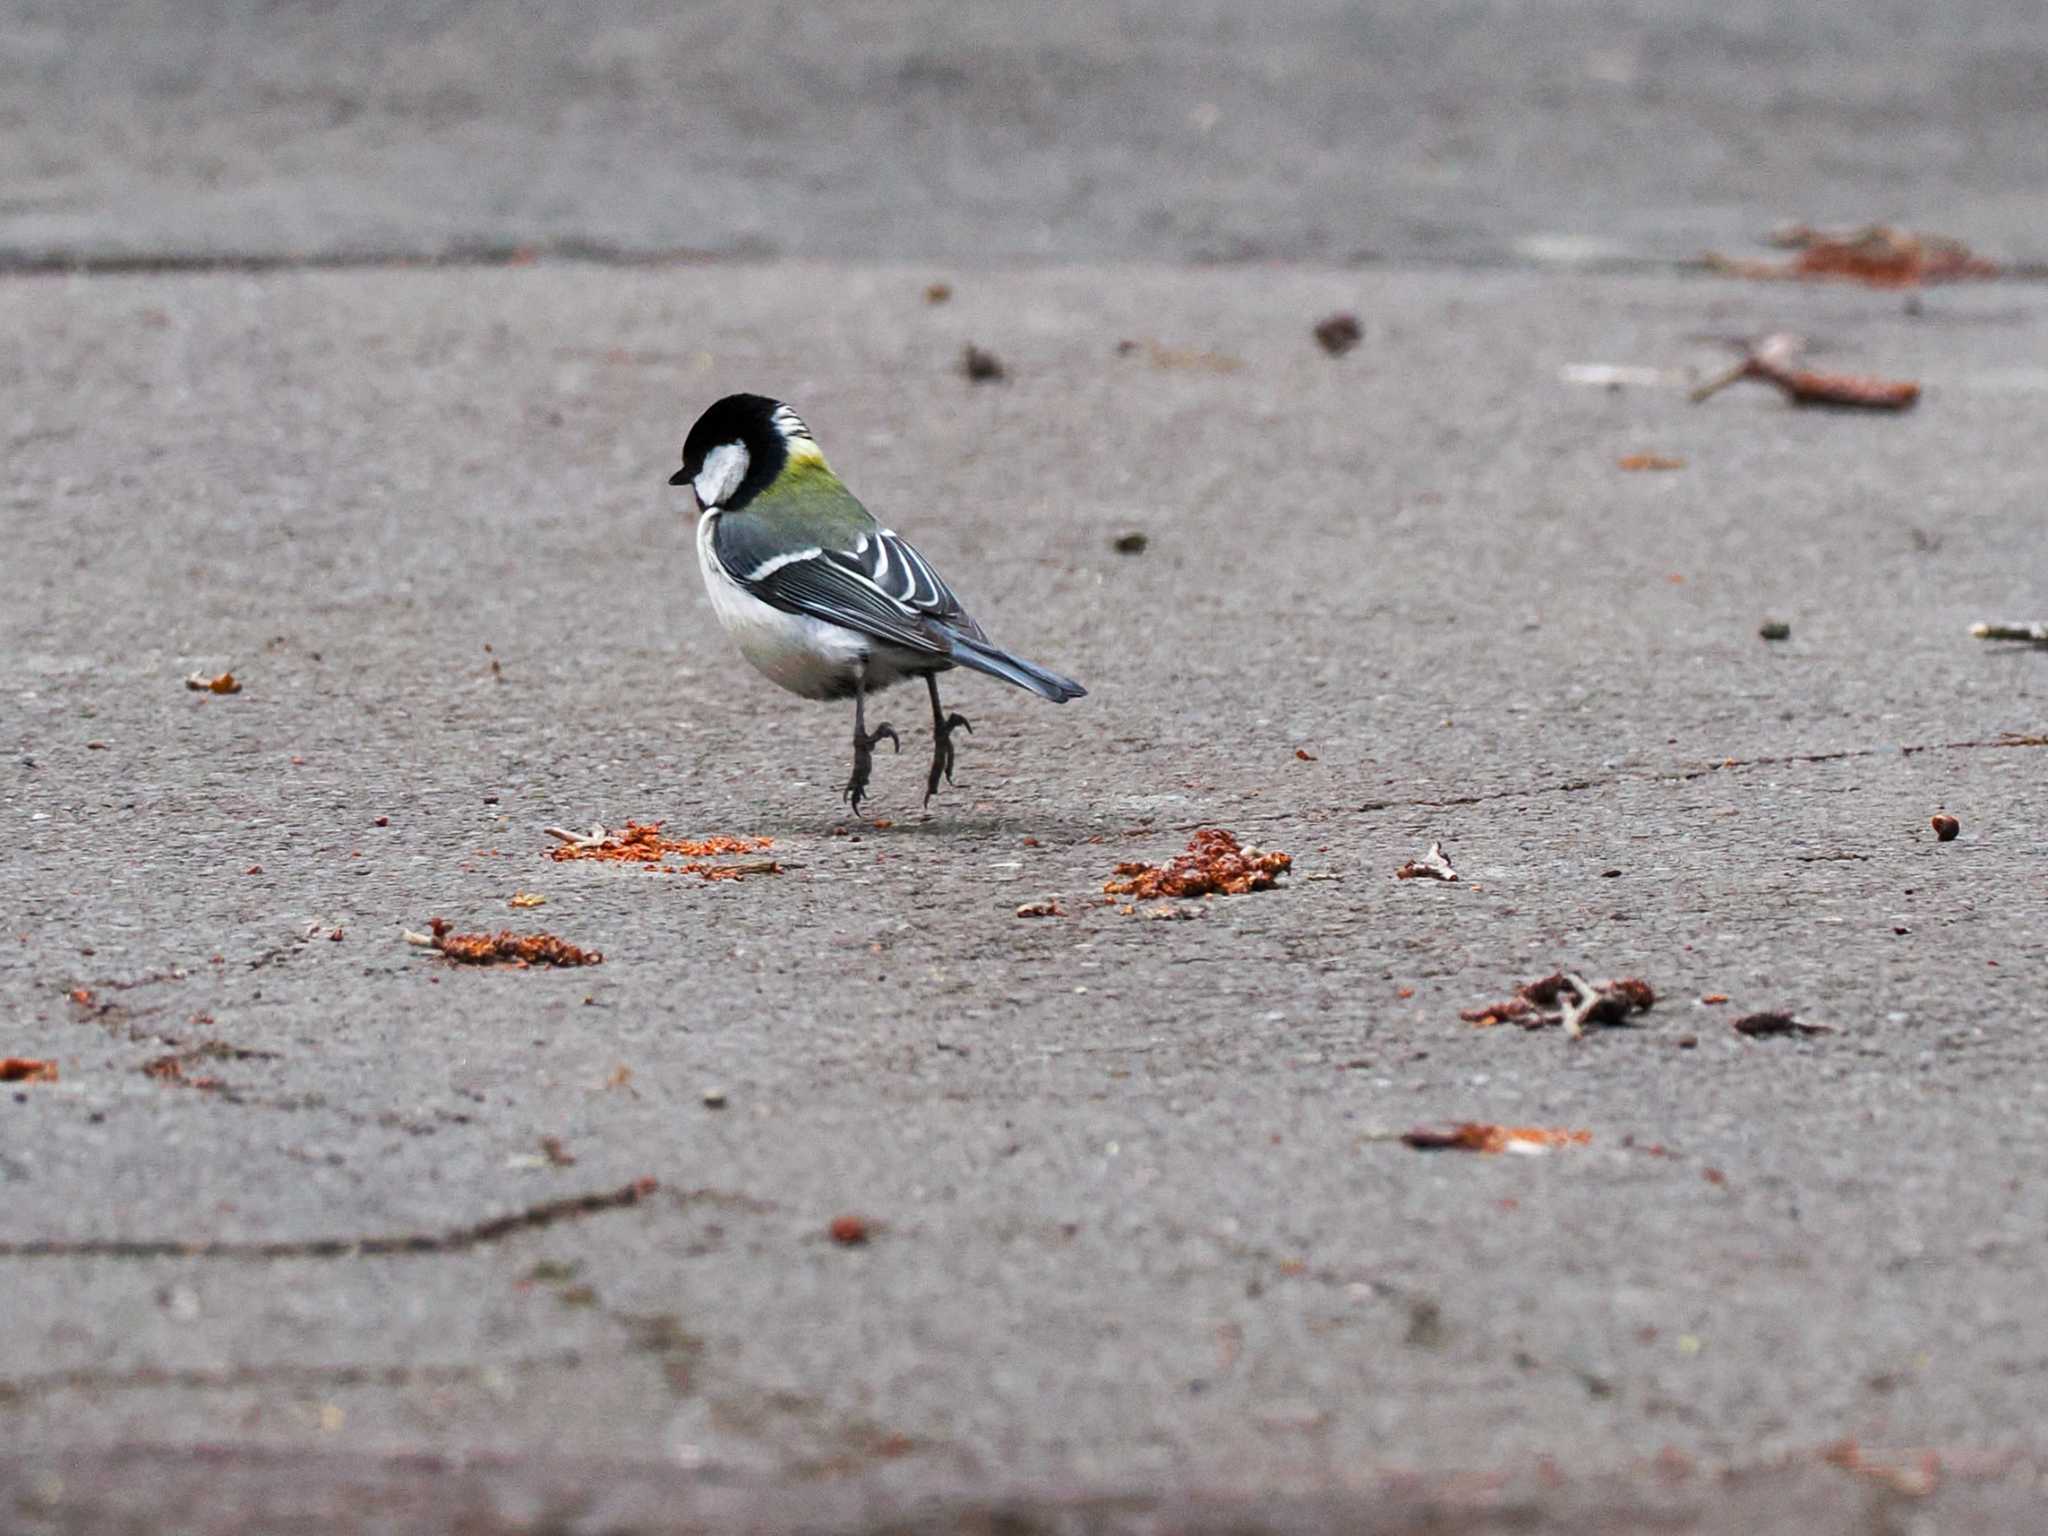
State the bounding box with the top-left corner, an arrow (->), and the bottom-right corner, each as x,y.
1395,840 -> 1460,882
401,929 -> 440,948
1971,622 -> 2048,644
543,824 -> 613,849
1559,973 -> 1601,1040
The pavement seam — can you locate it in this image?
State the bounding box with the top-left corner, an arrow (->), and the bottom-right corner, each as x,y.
2,247 -> 2047,285
0,1176 -> 662,1260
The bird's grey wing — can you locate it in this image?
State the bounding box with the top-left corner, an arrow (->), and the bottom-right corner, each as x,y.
715,518 -> 955,657
841,527 -> 989,642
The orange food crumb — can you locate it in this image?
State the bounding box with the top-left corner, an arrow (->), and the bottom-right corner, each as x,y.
549,823 -> 774,875
0,1057 -> 59,1083
1104,828 -> 1291,900
1618,453 -> 1686,472
419,917 -> 602,968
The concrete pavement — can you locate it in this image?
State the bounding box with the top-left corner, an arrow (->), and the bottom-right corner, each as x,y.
4,261 -> 2047,1530
5,0 -> 2047,269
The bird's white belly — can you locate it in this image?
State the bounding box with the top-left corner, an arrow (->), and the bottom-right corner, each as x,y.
697,513 -> 871,699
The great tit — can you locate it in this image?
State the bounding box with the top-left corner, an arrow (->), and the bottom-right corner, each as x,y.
671,394 -> 1086,814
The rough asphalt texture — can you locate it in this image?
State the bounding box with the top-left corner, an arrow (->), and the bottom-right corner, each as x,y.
5,0 -> 2048,269
7,263 -> 2047,1529
5,3 -> 2048,1532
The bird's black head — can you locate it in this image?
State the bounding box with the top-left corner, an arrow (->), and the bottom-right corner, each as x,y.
669,393 -> 817,511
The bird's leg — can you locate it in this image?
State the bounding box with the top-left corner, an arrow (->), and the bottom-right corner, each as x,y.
923,672 -> 973,806
843,668 -> 898,816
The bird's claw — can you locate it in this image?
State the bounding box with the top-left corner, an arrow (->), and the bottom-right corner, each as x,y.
923,712 -> 974,806
844,722 -> 899,816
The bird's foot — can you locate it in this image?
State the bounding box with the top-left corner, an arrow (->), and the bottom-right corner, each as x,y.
923,712 -> 973,806
844,722 -> 900,816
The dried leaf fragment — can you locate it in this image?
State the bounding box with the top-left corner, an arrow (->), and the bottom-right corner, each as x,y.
405,917 -> 602,968
1691,333 -> 1918,411
1732,1011 -> 1837,1038
0,1057 -> 59,1083
1395,840 -> 1459,882
185,671 -> 242,694
1711,225 -> 1998,288
1104,828 -> 1291,900
508,892 -> 547,908
1014,899 -> 1065,919
1402,1123 -> 1591,1155
1618,453 -> 1686,472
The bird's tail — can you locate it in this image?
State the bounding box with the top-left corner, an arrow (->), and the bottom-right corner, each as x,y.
939,629 -> 1087,703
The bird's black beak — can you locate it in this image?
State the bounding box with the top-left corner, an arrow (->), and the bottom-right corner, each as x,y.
667,467 -> 690,486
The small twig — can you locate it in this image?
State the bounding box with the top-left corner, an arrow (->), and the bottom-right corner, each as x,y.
0,1177 -> 658,1260
1971,621 -> 2048,645
543,824 -> 612,849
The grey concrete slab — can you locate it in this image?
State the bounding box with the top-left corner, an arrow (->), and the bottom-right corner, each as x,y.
3,263 -> 2047,1524
3,0 -> 2046,267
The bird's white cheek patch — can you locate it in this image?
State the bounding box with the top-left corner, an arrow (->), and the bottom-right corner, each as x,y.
694,442 -> 749,507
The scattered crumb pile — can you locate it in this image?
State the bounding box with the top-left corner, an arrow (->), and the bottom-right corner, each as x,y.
1708,224 -> 1999,288
546,823 -> 778,880
1402,1123 -> 1591,1155
410,917 -> 602,968
1104,829 -> 1292,899
1461,972 -> 1655,1032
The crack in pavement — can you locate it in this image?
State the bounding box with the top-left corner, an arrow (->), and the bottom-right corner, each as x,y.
0,1350 -> 591,1406
0,1177 -> 661,1260
1174,732 -> 2048,830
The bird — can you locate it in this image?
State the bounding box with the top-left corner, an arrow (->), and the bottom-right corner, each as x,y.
670,393 -> 1086,814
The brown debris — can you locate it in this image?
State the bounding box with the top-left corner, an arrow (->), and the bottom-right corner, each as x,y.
923,281 -> 952,305
1821,1439 -> 1942,1499
1709,225 -> 1999,288
1930,813 -> 1960,842
961,343 -> 1006,383
1394,839 -> 1459,883
1116,338 -> 1246,373
1462,973 -> 1655,1037
539,1136 -> 577,1167
0,1058 -> 59,1083
828,1214 -> 871,1246
1014,899 -> 1065,919
184,671 -> 242,694
1313,312 -> 1363,356
544,822 -> 779,879
1732,1011 -> 1838,1038
1691,333 -> 1918,412
1112,531 -> 1149,555
405,917 -> 602,968
1617,453 -> 1686,472
1104,828 -> 1292,900
1402,1123 -> 1592,1155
